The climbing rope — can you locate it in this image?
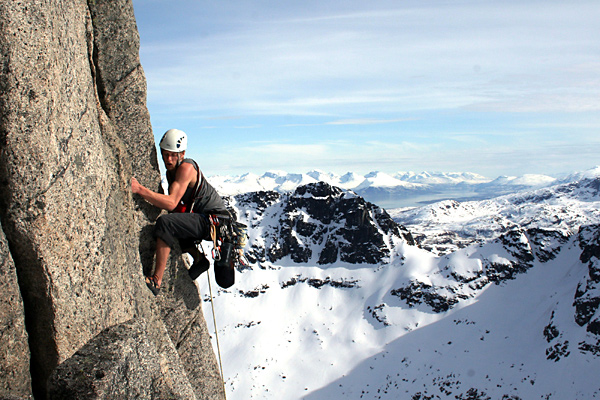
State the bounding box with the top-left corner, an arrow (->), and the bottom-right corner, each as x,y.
205,261 -> 227,398
197,241 -> 227,397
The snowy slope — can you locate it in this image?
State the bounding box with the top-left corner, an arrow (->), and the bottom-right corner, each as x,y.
192,175 -> 600,400
305,241 -> 598,399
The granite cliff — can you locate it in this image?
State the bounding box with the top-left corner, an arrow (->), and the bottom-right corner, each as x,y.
0,1 -> 224,399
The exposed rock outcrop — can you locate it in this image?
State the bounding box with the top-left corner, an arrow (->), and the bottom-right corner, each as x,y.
47,318 -> 196,400
575,224 -> 600,336
0,223 -> 31,398
0,0 -> 224,398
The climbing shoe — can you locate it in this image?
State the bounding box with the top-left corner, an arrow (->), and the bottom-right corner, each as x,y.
145,276 -> 160,296
188,253 -> 210,280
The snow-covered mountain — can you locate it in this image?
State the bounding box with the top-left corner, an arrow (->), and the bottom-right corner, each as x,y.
194,171 -> 600,400
355,171 -> 424,190
209,168 -> 569,208
559,165 -> 600,184
389,174 -> 600,256
394,171 -> 490,185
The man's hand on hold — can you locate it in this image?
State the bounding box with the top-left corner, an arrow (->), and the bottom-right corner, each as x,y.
131,177 -> 142,194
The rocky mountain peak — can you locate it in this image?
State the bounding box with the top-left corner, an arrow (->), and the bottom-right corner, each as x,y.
233,182 -> 414,266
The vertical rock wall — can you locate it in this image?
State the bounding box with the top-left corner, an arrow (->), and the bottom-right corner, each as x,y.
0,0 -> 225,399
0,224 -> 31,398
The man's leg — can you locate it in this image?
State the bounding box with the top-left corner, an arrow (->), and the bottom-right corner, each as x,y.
180,239 -> 201,263
148,213 -> 211,290
182,241 -> 210,280
151,237 -> 171,287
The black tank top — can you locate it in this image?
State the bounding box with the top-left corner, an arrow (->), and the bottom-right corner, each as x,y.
166,159 -> 227,215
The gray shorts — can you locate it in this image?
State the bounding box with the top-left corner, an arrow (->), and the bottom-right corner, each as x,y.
154,213 -> 211,250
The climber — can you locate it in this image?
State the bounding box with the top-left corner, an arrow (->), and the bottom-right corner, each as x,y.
131,128 -> 229,295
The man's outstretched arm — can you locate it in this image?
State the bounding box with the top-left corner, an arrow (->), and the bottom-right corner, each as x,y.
131,162 -> 196,211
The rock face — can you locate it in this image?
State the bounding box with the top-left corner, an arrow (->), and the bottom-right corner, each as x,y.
575,224 -> 600,336
47,318 -> 197,400
0,224 -> 31,398
0,0 -> 224,399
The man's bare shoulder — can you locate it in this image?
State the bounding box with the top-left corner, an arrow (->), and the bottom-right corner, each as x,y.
174,161 -> 197,181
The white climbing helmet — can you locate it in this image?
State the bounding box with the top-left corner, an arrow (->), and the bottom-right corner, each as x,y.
159,129 -> 187,152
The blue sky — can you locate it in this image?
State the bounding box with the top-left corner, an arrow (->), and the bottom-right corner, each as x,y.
131,0 -> 600,178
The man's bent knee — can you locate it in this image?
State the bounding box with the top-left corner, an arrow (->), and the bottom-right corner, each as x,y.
154,215 -> 178,249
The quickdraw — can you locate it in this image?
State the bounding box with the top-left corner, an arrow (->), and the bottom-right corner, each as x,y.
209,215 -> 221,260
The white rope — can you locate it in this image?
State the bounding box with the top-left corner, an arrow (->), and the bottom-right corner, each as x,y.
201,241 -> 227,399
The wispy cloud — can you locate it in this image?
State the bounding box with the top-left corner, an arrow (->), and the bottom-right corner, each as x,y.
140,0 -> 600,115
326,118 -> 414,126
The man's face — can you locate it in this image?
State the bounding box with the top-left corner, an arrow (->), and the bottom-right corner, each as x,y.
161,150 -> 184,171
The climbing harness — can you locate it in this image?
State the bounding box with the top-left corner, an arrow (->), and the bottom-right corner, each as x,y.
208,214 -> 249,268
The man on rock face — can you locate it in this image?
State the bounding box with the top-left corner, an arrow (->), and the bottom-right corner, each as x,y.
131,128 -> 228,295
